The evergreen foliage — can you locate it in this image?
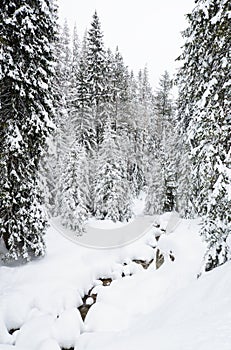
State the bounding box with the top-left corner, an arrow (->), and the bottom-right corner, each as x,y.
46,20 -> 73,215
175,142 -> 195,218
60,143 -> 90,234
93,119 -> 132,222
57,13 -> 157,228
70,54 -> 96,152
145,71 -> 177,215
177,0 -> 231,270
0,0 -> 57,260
86,11 -> 107,147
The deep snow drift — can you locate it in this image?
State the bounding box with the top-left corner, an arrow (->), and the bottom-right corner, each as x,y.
0,204 -> 231,350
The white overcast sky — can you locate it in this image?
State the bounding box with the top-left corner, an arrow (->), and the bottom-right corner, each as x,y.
57,0 -> 195,88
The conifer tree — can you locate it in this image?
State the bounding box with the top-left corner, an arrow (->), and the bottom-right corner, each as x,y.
135,67 -> 153,192
145,72 -> 177,214
59,20 -> 72,98
60,143 -> 90,234
145,161 -> 166,215
86,11 -> 107,147
68,23 -> 80,132
177,0 -> 230,270
110,47 -> 130,133
70,47 -> 96,153
175,142 -> 195,218
0,0 -> 57,260
72,23 -> 80,74
93,119 -> 132,222
45,21 -> 72,215
126,71 -> 144,196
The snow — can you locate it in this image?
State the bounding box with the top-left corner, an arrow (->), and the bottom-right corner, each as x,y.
80,264 -> 231,350
52,308 -> 83,348
52,214 -> 155,249
132,190 -> 146,215
227,235 -> 231,249
85,301 -> 131,332
38,81 -> 48,90
86,297 -> 94,306
8,126 -> 22,150
83,219 -> 205,334
87,217 -> 133,229
211,10 -> 222,24
0,201 -> 230,350
39,339 -> 60,350
221,57 -> 228,68
15,313 -> 54,350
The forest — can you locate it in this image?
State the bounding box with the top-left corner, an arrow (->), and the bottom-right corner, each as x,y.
0,1 -> 230,349
0,0 -> 230,270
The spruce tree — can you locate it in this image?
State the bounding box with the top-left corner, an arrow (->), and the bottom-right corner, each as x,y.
59,20 -> 72,98
68,23 -> 81,138
72,23 -> 80,75
175,142 -> 195,218
93,119 -> 132,222
145,72 -> 177,214
0,0 -> 57,260
126,71 -> 144,196
60,143 -> 90,234
134,68 -> 153,194
110,47 -> 130,133
46,21 -> 72,215
86,11 -> 107,147
177,0 -> 230,270
145,161 -> 166,215
70,52 -> 96,153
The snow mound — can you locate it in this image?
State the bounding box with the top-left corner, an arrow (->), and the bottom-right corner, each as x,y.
52,308 -> 83,348
1,214 -> 230,350
75,262 -> 231,350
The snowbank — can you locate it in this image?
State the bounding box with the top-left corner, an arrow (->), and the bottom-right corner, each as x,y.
1,213 -> 230,350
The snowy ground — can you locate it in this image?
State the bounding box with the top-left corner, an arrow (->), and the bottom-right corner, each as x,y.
1,197 -> 231,350
52,215 -> 155,249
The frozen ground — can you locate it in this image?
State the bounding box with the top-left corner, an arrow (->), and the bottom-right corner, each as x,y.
0,196 -> 231,350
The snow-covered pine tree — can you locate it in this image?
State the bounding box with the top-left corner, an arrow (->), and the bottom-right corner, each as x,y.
70,42 -> 96,153
0,0 -> 57,260
110,47 -> 130,133
93,118 -> 132,222
135,67 -> 153,192
175,141 -> 195,218
145,161 -> 166,215
68,22 -> 80,125
126,70 -> 145,196
86,11 -> 107,147
59,20 -> 72,98
59,143 -> 90,234
177,0 -> 231,270
145,71 -> 177,215
45,20 -> 73,215
57,20 -> 73,146
72,23 -> 80,75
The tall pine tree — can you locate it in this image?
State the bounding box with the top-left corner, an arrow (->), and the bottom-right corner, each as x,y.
177,0 -> 230,270
86,11 -> 107,147
59,143 -> 90,234
45,20 -> 72,216
145,71 -> 177,214
93,119 -> 132,222
0,0 -> 57,260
